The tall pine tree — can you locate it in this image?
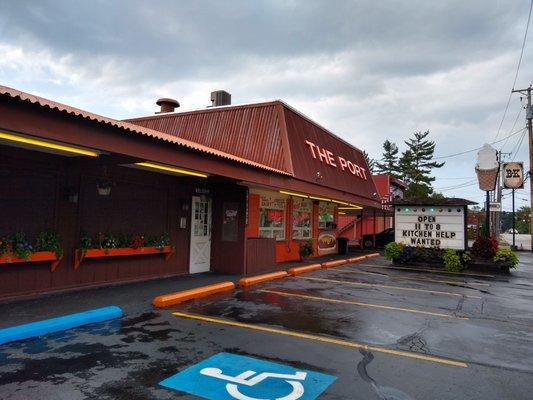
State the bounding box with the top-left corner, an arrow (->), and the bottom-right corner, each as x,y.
401,130 -> 445,198
362,150 -> 376,174
375,140 -> 401,178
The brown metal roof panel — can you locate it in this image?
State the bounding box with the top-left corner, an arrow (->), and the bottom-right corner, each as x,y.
281,105 -> 379,203
128,103 -> 289,172
0,85 -> 291,176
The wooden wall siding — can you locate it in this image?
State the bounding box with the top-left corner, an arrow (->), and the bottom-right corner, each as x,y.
245,193 -> 260,238
246,238 -> 276,274
0,145 -> 194,299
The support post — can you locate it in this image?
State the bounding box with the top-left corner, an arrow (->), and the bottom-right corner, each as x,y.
512,188 -> 517,251
485,191 -> 490,237
372,209 -> 376,248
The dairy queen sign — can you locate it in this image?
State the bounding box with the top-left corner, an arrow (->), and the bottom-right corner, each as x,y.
393,198 -> 476,250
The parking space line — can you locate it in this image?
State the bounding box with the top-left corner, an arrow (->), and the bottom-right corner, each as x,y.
172,311 -> 468,368
333,268 -> 491,287
358,264 -> 495,278
298,276 -> 482,299
257,289 -> 469,320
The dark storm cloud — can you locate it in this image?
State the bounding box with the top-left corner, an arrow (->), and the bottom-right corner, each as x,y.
0,0 -> 525,81
0,0 -> 531,208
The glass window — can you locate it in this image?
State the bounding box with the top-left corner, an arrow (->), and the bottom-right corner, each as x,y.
292,198 -> 313,239
259,195 -> 286,240
318,202 -> 335,229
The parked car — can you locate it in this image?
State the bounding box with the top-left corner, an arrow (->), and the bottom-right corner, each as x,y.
362,228 -> 394,248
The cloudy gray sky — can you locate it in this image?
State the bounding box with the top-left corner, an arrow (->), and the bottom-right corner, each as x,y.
0,0 -> 532,210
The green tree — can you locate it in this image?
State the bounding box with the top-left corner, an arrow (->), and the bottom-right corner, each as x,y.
401,130 -> 445,198
516,206 -> 531,234
375,140 -> 401,178
362,150 -> 376,173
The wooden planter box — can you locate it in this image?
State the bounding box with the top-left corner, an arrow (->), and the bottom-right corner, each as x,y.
0,251 -> 63,272
73,246 -> 173,269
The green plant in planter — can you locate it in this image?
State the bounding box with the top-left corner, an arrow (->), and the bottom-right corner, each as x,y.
384,242 -> 403,261
100,233 -> 120,249
11,232 -> 33,260
36,230 -> 63,258
0,236 -> 11,256
299,240 -> 314,259
461,250 -> 471,265
146,233 -> 171,251
79,231 -> 93,251
443,249 -> 463,272
494,248 -> 519,268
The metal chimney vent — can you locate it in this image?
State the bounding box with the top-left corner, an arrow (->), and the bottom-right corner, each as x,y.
210,90 -> 231,107
156,98 -> 180,113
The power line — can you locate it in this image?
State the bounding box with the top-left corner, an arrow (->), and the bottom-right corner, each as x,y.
432,127 -> 525,160
493,0 -> 533,141
499,105 -> 524,151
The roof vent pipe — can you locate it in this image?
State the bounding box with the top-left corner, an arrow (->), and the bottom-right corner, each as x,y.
210,90 -> 231,107
156,98 -> 180,113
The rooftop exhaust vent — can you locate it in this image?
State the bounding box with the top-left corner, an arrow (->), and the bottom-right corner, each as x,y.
156,98 -> 179,114
210,90 -> 231,107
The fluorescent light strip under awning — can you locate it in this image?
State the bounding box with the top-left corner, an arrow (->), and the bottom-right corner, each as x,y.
0,131 -> 99,157
279,191 -> 363,208
135,162 -> 208,178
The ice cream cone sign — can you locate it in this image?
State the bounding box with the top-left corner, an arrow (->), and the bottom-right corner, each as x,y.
475,143 -> 499,191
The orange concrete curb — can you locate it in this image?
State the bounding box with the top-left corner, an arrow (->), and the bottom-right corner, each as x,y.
153,281 -> 235,308
239,271 -> 288,287
321,259 -> 348,268
347,255 -> 367,263
287,263 -> 322,276
365,253 -> 380,258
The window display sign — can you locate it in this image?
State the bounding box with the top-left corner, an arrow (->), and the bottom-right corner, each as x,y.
259,195 -> 286,240
394,206 -> 465,250
222,202 -> 239,242
318,202 -> 335,230
293,198 -> 313,239
317,232 -> 337,255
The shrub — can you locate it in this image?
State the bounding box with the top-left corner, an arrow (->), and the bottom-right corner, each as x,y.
384,242 -> 403,261
443,249 -> 463,272
471,236 -> 498,259
494,248 -> 519,268
299,240 -> 314,258
461,250 -> 471,265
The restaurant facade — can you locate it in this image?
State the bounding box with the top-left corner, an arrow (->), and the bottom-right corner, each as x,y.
0,86 -> 380,299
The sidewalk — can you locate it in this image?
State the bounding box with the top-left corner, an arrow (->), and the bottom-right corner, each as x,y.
0,249 -> 381,328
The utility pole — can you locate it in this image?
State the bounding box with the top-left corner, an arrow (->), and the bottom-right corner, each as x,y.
512,85 -> 532,251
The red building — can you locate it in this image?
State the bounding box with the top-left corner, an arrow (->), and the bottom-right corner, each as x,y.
0,87 -> 381,299
338,173 -> 406,246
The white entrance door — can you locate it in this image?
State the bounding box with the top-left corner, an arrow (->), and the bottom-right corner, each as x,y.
190,196 -> 212,273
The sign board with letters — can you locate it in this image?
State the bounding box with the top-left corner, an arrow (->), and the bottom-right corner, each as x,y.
502,162 -> 524,189
394,205 -> 466,250
160,352 -> 336,400
489,202 -> 501,212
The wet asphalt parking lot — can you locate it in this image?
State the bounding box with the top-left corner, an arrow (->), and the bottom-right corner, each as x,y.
1,254 -> 533,399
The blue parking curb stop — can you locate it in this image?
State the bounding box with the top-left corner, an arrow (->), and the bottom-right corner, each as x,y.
0,305 -> 123,345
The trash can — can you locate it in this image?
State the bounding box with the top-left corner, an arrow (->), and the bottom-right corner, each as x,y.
337,237 -> 349,255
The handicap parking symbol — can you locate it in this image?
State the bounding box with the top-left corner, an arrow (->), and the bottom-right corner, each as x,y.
160,352 -> 336,400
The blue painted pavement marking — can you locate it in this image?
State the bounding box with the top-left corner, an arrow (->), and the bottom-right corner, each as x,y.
0,305 -> 123,345
160,352 -> 336,400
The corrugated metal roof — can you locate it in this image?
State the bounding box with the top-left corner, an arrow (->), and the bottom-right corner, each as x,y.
126,101 -> 291,173
0,85 -> 291,176
127,99 -> 379,203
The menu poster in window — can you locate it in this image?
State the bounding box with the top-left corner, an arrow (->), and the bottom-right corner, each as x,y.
222,202 -> 239,242
394,206 -> 465,250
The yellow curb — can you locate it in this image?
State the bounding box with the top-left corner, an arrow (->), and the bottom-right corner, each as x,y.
287,263 -> 322,276
153,281 -> 235,308
239,271 -> 288,287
